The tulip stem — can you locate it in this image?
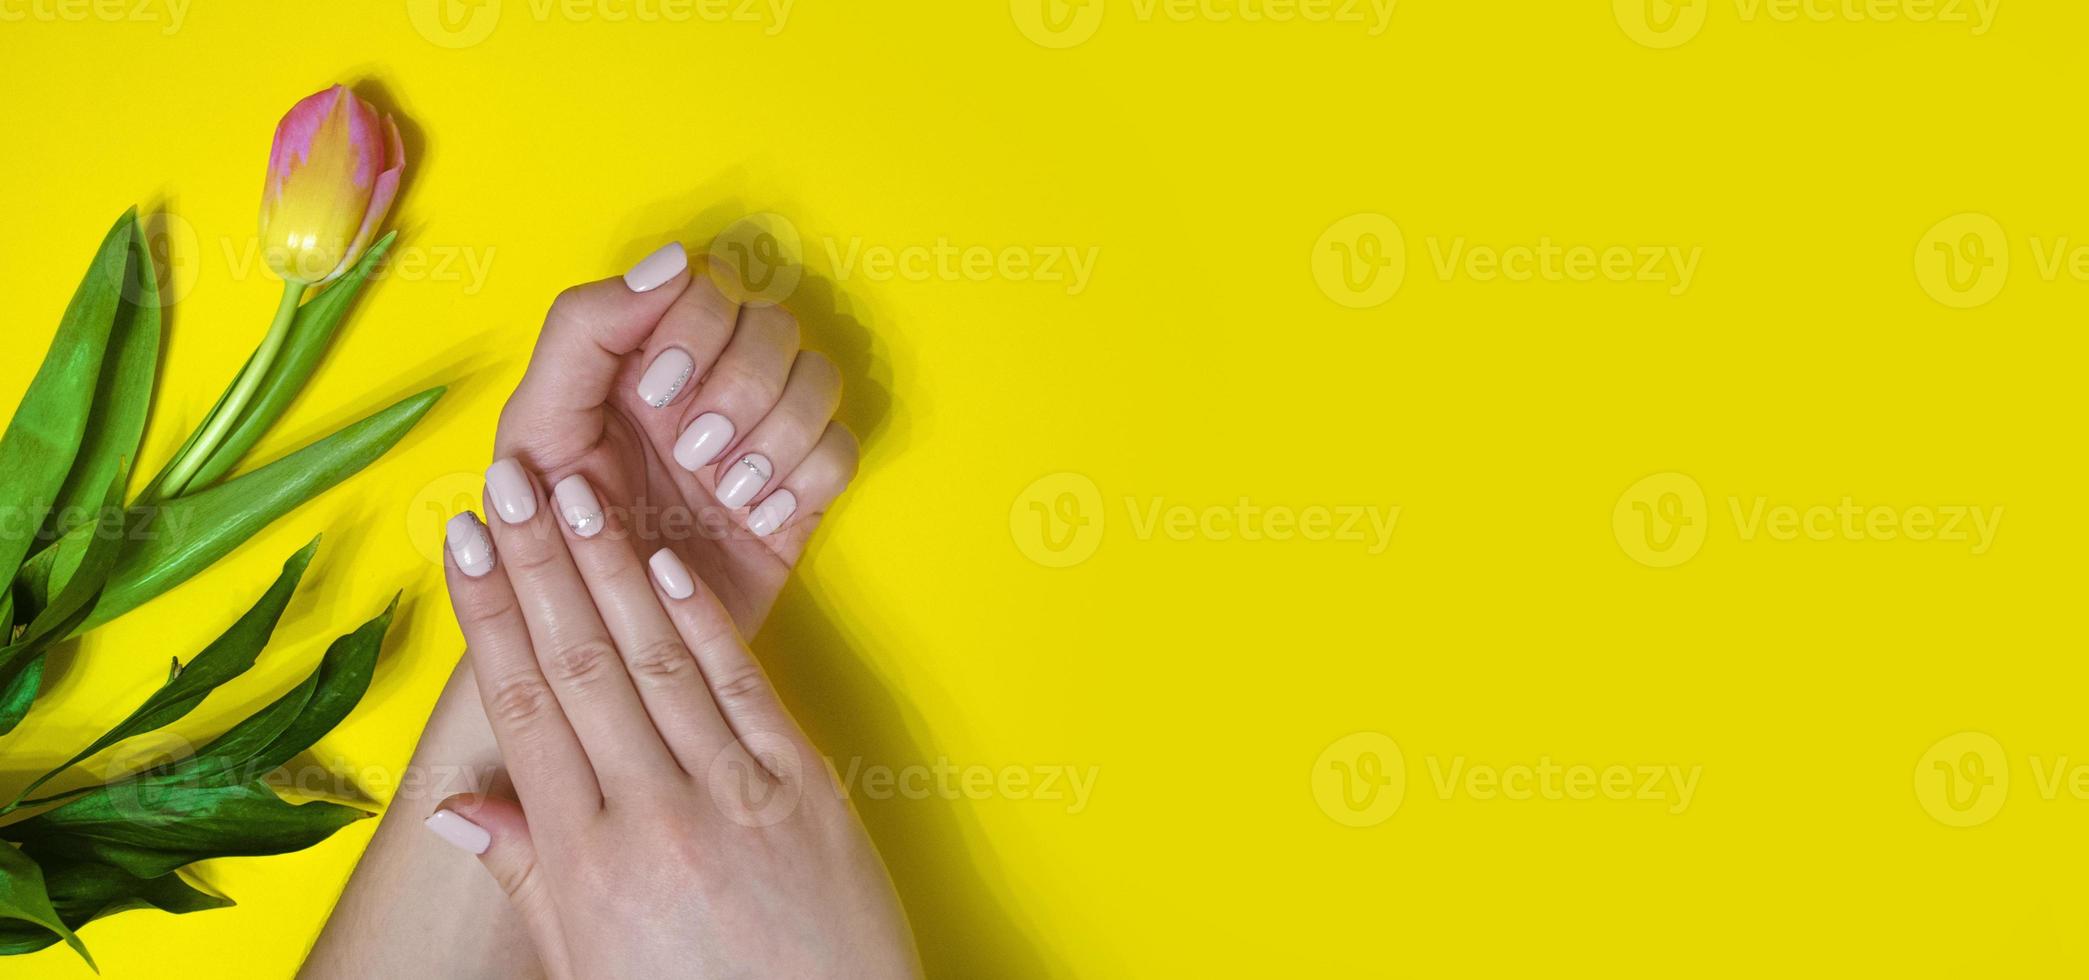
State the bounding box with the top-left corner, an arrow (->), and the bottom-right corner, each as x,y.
159,281 -> 304,498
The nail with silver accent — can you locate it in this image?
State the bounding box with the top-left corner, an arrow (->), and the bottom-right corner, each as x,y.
716,453 -> 771,509
636,347 -> 694,409
553,473 -> 606,538
445,512 -> 494,577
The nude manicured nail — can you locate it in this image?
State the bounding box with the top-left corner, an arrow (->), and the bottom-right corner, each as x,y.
445,512 -> 494,577
648,548 -> 695,599
485,458 -> 537,524
623,241 -> 687,293
637,347 -> 694,409
553,473 -> 605,538
673,413 -> 734,470
747,489 -> 796,538
425,810 -> 491,855
716,454 -> 771,509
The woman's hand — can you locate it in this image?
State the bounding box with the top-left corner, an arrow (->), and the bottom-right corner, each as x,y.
485,241 -> 857,634
433,446 -> 918,978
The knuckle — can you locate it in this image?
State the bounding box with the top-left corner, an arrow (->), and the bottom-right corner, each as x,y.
710,663 -> 773,707
485,674 -> 558,729
455,590 -> 520,634
544,637 -> 620,686
710,361 -> 785,409
500,535 -> 564,575
818,424 -> 861,481
546,284 -> 592,325
747,305 -> 799,347
492,852 -> 544,900
625,638 -> 695,683
793,349 -> 839,389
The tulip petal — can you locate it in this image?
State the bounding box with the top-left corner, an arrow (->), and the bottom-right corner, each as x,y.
340,90 -> 387,192
330,114 -> 403,283
262,86 -> 350,234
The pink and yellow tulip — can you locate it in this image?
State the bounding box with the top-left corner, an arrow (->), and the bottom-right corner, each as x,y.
259,85 -> 403,284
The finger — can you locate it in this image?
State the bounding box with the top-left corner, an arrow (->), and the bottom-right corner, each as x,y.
547,470 -> 738,774
643,546 -> 809,763
428,794 -> 569,972
499,242 -> 692,468
757,422 -> 860,564
620,256 -> 742,423
712,350 -> 841,516
483,457 -> 680,789
444,511 -> 600,822
665,305 -> 798,484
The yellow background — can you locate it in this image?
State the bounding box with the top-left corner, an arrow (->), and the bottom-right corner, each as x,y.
2,0 -> 2081,975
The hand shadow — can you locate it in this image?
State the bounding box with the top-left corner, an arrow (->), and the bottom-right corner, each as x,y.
618,193 -> 1059,978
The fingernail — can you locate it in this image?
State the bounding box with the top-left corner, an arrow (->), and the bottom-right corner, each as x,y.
553,473 -> 605,538
623,241 -> 687,293
425,810 -> 491,855
485,458 -> 537,525
673,413 -> 734,470
445,512 -> 495,577
636,347 -> 694,409
648,548 -> 695,599
747,489 -> 797,538
716,454 -> 771,509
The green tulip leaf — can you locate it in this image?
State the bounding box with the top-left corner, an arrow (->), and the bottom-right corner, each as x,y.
45,217 -> 161,542
157,593 -> 397,787
0,780 -> 368,880
0,853 -> 227,956
0,465 -> 130,736
0,841 -> 91,967
180,232 -> 399,494
0,210 -> 135,589
0,662 -> 43,740
2,541 -> 315,807
86,387 -> 440,633
18,386 -> 442,635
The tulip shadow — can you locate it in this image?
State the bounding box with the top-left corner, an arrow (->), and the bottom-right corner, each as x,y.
609,193 -> 1050,976
345,77 -> 431,224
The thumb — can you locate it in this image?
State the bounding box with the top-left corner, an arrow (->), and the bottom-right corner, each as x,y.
427,794 -> 567,967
